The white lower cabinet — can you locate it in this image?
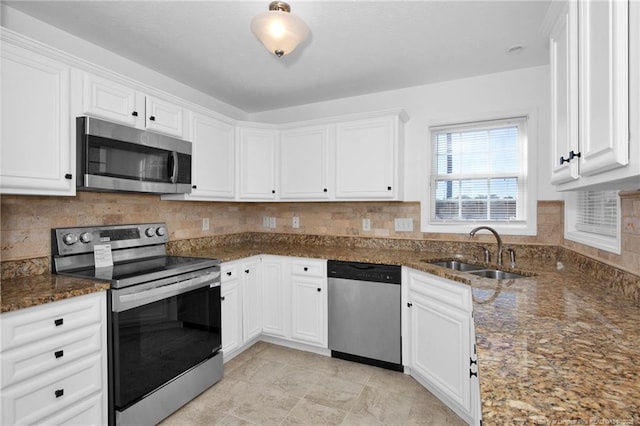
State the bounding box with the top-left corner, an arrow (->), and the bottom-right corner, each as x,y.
221,263 -> 243,357
0,292 -> 107,425
241,257 -> 263,343
261,256 -> 290,338
404,267 -> 480,426
290,259 -> 327,347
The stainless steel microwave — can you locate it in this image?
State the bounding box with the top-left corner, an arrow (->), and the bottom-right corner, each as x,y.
76,116 -> 192,194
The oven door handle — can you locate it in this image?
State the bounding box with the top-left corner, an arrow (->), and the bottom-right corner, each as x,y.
113,271 -> 220,312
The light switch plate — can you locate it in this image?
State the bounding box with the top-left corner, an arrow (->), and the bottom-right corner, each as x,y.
202,218 -> 210,231
292,216 -> 300,228
362,218 -> 371,231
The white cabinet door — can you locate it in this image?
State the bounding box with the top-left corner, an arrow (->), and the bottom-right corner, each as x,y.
577,0 -> 629,176
0,43 -> 74,195
549,2 -> 579,185
290,259 -> 327,347
280,125 -> 331,199
261,256 -> 290,338
238,127 -> 278,200
410,291 -> 471,414
145,95 -> 185,138
335,116 -> 398,199
221,264 -> 242,357
189,113 -> 235,199
81,72 -> 139,127
241,258 -> 262,343
406,269 -> 474,424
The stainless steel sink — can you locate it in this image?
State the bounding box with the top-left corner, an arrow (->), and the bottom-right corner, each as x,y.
469,269 -> 526,280
428,260 -> 484,272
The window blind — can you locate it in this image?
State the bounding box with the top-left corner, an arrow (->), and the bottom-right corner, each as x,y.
430,117 -> 527,222
575,191 -> 618,237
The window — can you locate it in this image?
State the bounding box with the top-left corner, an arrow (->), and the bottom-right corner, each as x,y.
565,190 -> 620,253
423,116 -> 535,235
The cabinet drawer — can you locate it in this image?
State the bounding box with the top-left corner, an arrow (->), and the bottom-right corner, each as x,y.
38,391 -> 104,426
291,260 -> 326,278
1,323 -> 102,388
1,292 -> 103,352
221,263 -> 239,282
1,353 -> 103,425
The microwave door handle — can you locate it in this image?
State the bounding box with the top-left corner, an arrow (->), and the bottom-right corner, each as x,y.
170,151 -> 178,183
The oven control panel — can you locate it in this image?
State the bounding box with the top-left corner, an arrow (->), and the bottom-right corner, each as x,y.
52,223 -> 169,256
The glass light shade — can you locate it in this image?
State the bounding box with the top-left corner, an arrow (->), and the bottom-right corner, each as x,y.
251,9 -> 310,57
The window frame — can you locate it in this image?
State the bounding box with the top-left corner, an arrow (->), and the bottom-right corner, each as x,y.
564,190 -> 621,254
421,110 -> 537,236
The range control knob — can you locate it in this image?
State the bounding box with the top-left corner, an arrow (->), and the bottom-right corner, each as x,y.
62,233 -> 78,246
79,232 -> 93,244
156,227 -> 166,237
145,227 -> 156,238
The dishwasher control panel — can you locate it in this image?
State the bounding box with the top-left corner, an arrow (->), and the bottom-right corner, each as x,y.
327,260 -> 401,284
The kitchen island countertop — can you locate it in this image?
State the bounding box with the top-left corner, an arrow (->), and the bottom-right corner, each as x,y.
2,241 -> 638,424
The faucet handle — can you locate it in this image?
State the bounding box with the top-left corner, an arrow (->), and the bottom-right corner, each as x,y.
506,247 -> 516,267
481,246 -> 491,263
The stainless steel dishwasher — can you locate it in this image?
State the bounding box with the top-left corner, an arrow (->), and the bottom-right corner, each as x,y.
327,260 -> 403,371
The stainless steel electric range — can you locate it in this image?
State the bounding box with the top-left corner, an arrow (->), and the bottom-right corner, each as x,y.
52,223 -> 223,426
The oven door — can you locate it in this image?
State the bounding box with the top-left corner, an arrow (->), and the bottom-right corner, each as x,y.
110,270 -> 221,412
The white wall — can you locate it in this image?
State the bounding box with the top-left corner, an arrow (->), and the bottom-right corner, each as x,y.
250,66 -> 559,202
1,5 -> 248,121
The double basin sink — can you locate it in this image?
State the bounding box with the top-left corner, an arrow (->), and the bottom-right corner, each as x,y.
429,260 -> 527,280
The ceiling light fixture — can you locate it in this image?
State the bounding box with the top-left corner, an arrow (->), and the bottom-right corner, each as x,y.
251,1 -> 310,58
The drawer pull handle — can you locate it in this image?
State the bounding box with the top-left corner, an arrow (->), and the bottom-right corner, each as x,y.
131,111 -> 138,117
54,350 -> 64,359
54,318 -> 64,326
149,115 -> 156,121
226,272 -> 232,276
64,173 -> 73,180
55,389 -> 64,398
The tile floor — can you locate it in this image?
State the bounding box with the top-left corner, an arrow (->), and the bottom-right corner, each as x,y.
160,342 -> 466,425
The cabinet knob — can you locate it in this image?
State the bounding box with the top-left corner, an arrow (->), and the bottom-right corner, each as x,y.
54,318 -> 64,326
55,389 -> 64,398
64,173 -> 72,180
132,111 -> 138,117
149,116 -> 156,121
569,150 -> 581,160
272,190 -> 276,194
192,185 -> 197,189
323,188 -> 328,193
317,288 -> 321,292
226,271 -> 232,276
387,186 -> 392,191
245,269 -> 250,274
304,267 -> 308,271
560,156 -> 570,164
407,302 -> 413,308
220,296 -> 226,301
54,350 -> 64,359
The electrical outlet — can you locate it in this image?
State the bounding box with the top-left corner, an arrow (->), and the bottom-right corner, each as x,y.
394,218 -> 414,232
262,216 -> 270,228
269,217 -> 277,228
202,218 -> 210,231
292,216 -> 300,229
362,218 -> 371,231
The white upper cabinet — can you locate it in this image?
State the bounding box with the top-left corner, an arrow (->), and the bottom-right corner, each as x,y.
79,71 -> 186,139
163,112 -> 235,201
238,125 -> 279,200
550,0 -> 638,190
280,125 -> 332,200
335,112 -> 406,200
0,38 -> 74,196
549,1 -> 579,185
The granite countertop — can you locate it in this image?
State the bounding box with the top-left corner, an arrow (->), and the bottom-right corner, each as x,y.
2,242 -> 638,424
0,274 -> 109,313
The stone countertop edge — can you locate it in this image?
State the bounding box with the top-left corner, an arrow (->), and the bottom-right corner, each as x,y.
2,243 -> 639,424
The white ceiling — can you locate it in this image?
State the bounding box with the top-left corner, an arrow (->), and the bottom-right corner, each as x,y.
5,0 -> 552,113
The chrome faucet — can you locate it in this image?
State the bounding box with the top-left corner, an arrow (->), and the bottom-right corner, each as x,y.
469,226 -> 503,266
